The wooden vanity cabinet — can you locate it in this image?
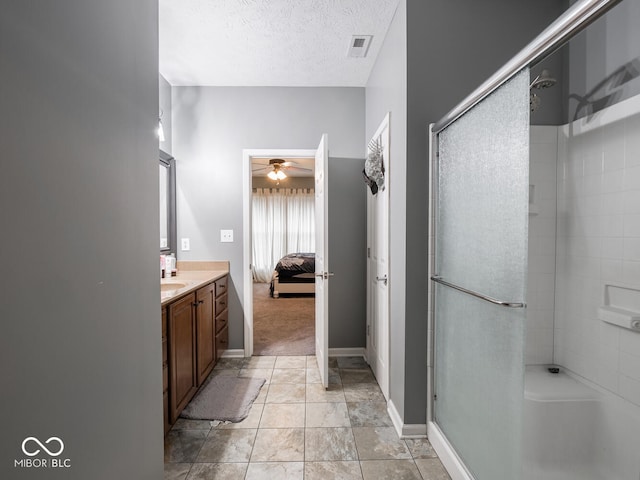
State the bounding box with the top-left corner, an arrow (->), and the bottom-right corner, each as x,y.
168,292 -> 197,425
164,274 -> 229,429
195,283 -> 216,385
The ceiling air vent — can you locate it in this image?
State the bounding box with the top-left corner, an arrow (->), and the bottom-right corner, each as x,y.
347,35 -> 373,58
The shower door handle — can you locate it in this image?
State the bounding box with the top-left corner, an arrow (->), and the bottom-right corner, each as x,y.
431,275 -> 525,308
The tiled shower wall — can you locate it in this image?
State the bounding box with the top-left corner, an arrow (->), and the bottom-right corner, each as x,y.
526,126 -> 558,365
554,96 -> 640,406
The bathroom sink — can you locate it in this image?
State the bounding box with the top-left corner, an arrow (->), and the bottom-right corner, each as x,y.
160,282 -> 187,292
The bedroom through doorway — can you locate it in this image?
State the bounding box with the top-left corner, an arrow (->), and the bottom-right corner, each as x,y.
249,153 -> 317,356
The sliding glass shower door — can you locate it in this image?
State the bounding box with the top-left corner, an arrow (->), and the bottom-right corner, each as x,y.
433,69 -> 530,479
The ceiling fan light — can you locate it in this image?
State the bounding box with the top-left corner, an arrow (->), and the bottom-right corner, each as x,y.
267,170 -> 278,180
276,170 -> 287,180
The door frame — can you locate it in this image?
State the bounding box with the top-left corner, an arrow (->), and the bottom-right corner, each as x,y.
365,112 -> 391,400
242,148 -> 317,357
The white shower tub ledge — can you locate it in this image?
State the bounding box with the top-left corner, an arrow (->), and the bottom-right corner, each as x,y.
523,365 -> 640,480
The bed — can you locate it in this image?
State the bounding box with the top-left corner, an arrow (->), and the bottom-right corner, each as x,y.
270,253 -> 316,298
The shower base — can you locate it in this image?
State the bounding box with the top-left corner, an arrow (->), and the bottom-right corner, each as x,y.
523,365 -> 640,480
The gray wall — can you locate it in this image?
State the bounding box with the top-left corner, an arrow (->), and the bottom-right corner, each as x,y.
1,2 -> 162,479
171,86 -> 366,349
160,74 -> 173,154
328,158 -> 367,348
365,0 -> 409,420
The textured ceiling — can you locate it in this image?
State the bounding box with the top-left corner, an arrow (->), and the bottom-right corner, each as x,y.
159,0 -> 401,87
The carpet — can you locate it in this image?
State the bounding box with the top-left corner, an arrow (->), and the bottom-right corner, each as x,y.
253,282 -> 315,356
180,375 -> 266,422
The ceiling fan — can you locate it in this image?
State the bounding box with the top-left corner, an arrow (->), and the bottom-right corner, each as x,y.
252,158 -> 312,181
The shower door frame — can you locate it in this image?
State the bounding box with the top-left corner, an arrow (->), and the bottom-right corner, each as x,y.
425,1 -> 625,479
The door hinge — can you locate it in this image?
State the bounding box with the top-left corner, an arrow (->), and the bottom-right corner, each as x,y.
367,247 -> 371,258
434,394 -> 438,401
367,324 -> 370,336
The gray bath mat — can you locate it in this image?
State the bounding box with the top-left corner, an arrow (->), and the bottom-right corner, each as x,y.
180,375 -> 266,422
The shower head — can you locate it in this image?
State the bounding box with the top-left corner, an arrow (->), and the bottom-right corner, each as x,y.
530,69 -> 556,112
530,69 -> 557,89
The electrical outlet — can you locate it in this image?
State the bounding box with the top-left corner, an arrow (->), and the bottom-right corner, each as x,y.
220,230 -> 234,243
181,238 -> 190,251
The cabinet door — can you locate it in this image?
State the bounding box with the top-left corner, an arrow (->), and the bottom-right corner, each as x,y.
169,293 -> 197,424
162,308 -> 170,435
196,283 -> 216,385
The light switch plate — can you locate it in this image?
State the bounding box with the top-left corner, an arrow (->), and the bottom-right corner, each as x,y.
181,238 -> 190,251
220,229 -> 234,243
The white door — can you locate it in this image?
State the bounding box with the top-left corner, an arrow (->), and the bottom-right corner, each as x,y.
366,114 -> 390,400
314,134 -> 330,388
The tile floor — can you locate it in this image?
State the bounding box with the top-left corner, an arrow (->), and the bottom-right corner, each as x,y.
164,356 -> 451,480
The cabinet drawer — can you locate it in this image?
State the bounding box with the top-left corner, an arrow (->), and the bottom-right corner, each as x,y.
215,294 -> 228,315
215,325 -> 228,360
215,276 -> 227,297
215,308 -> 228,333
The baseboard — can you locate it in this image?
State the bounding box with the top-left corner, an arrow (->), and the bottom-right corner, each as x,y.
220,349 -> 245,358
388,400 -> 427,439
402,423 -> 428,438
428,422 -> 474,480
328,347 -> 366,357
388,400 -> 404,437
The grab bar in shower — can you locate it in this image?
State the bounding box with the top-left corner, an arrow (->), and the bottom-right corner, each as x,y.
430,275 -> 526,308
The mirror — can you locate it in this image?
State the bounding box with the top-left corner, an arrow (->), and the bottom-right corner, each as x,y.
160,151 -> 176,254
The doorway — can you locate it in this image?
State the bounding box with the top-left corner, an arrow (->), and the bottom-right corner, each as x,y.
242,142 -> 329,371
249,154 -> 316,356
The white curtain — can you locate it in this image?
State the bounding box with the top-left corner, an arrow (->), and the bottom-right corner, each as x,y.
252,188 -> 315,283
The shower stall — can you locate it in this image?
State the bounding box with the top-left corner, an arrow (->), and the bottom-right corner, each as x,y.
427,1 -> 640,479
